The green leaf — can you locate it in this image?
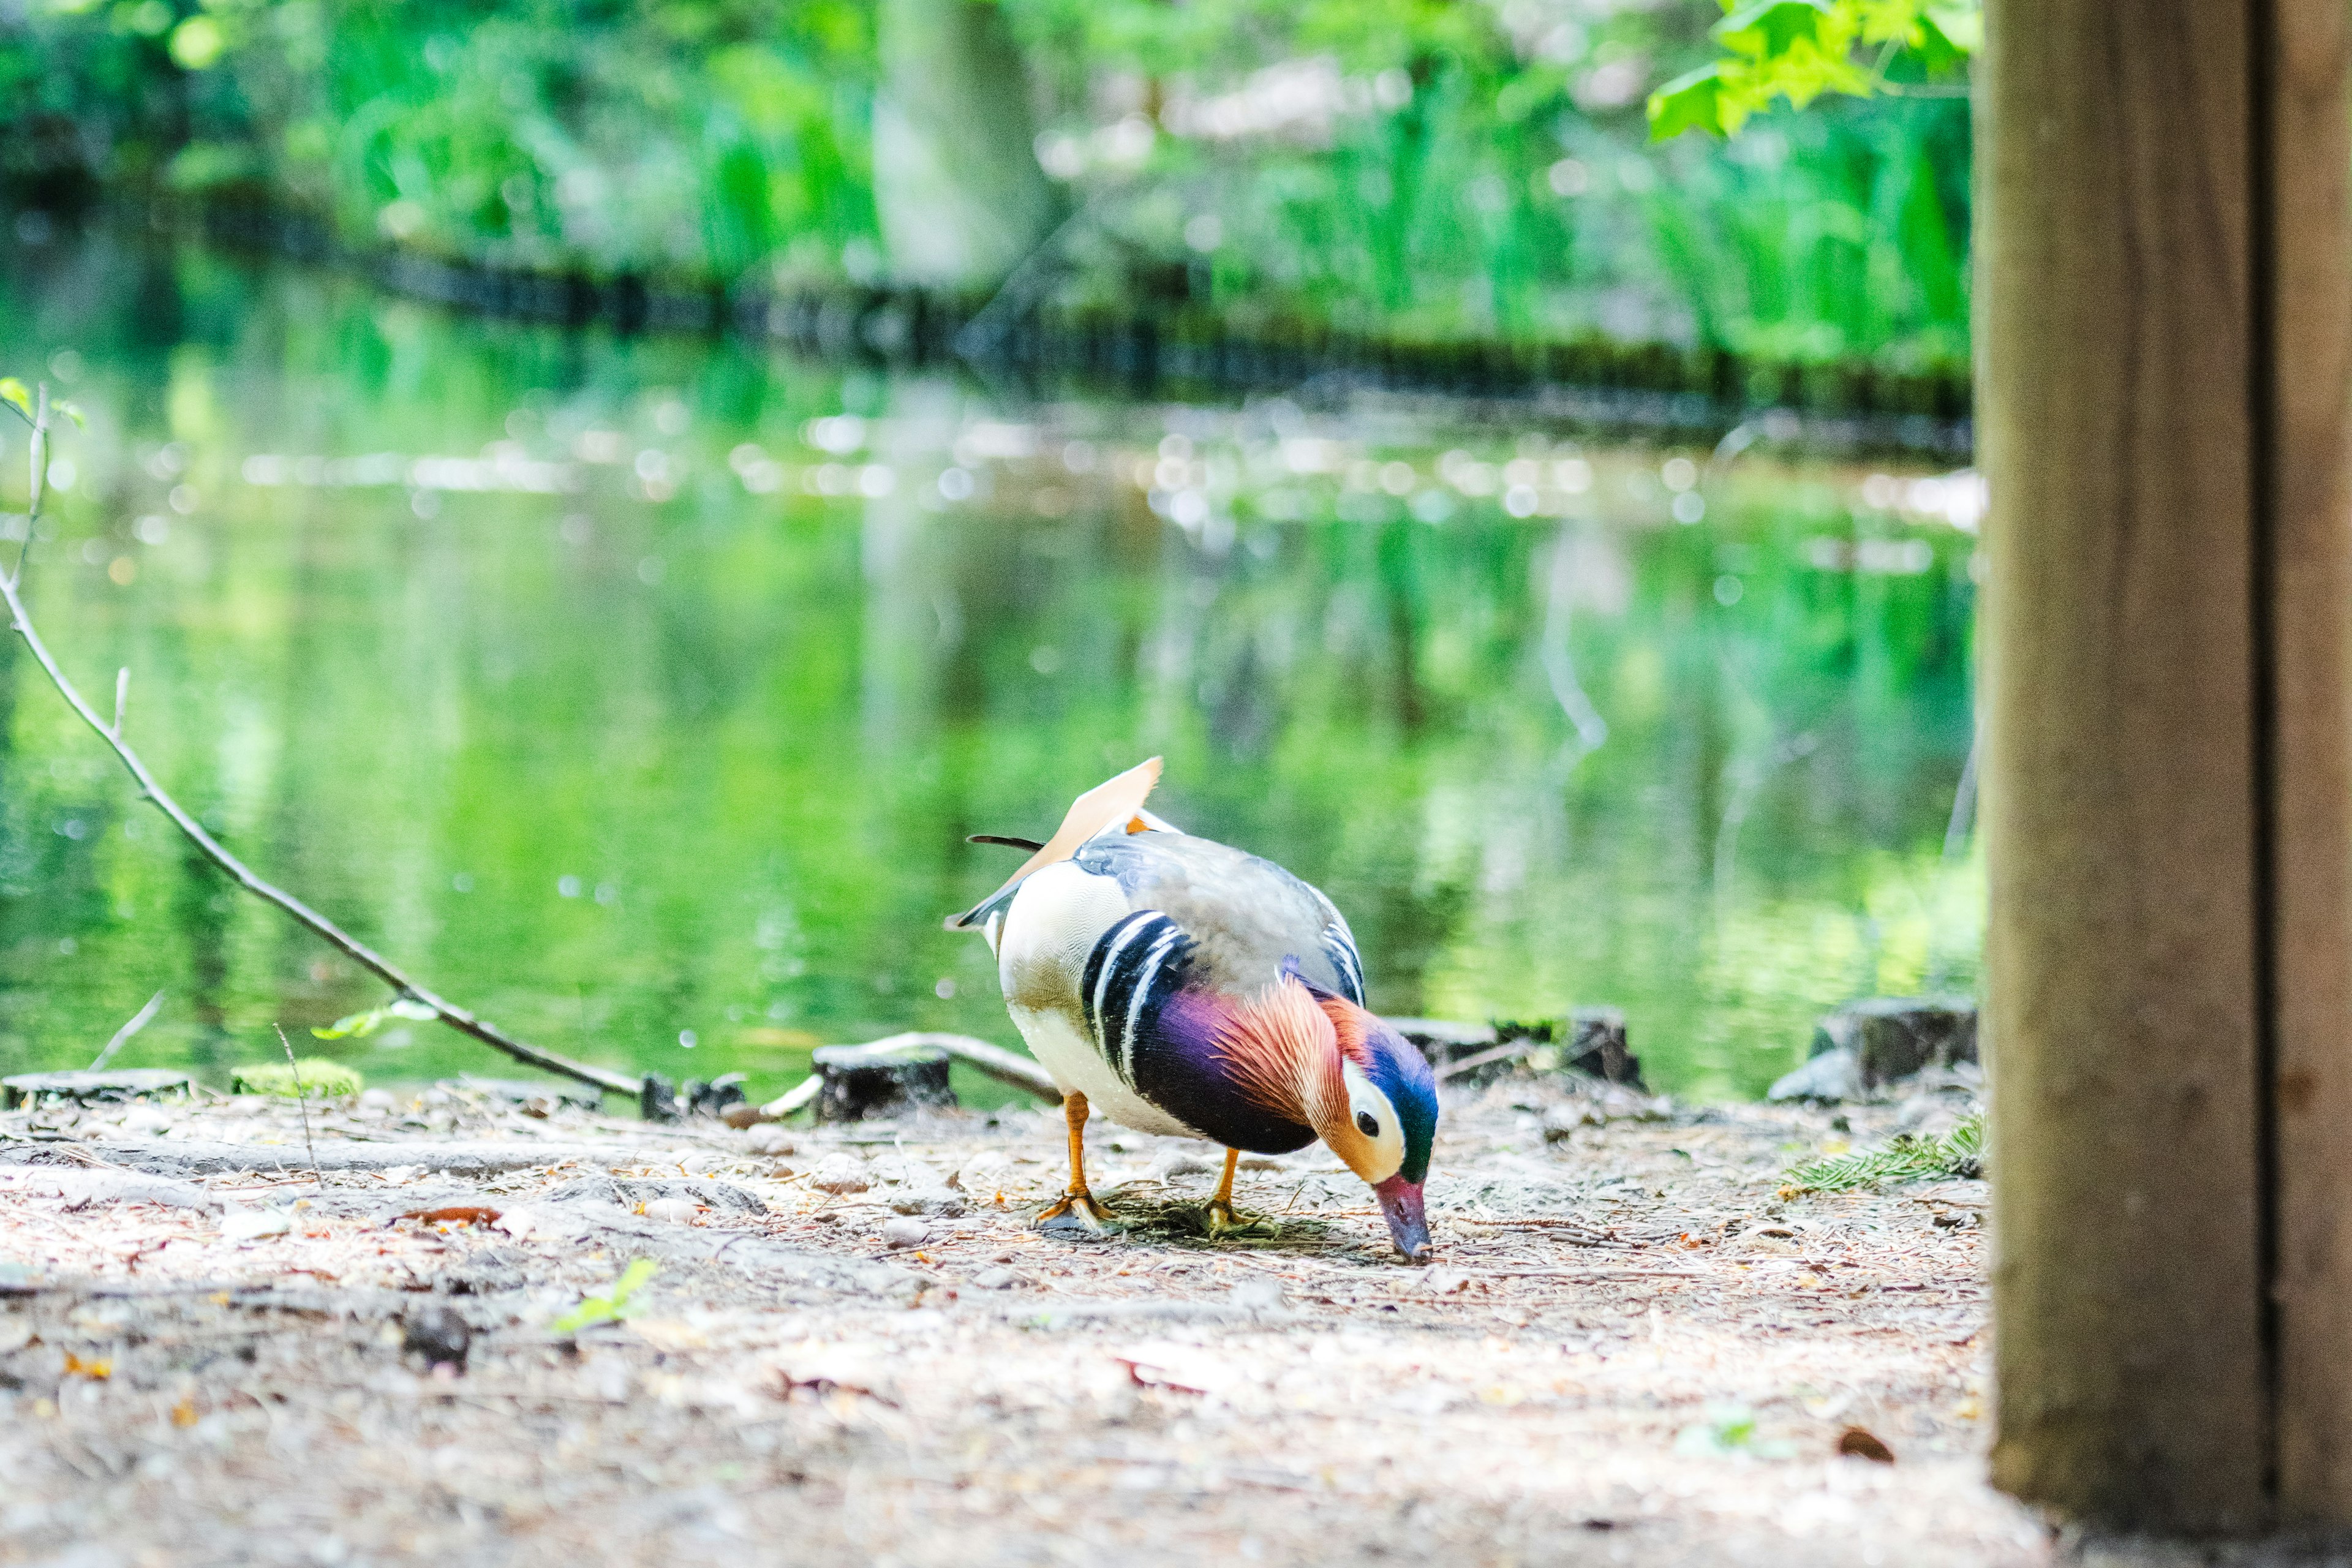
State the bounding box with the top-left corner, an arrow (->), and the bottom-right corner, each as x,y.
548,1259 -> 660,1336
53,401 -> 85,429
1713,0 -> 1834,56
1647,64 -> 1730,140
0,380 -> 30,424
1923,3 -> 1981,53
312,997 -> 439,1039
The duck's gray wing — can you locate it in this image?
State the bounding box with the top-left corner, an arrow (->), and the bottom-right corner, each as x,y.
1071,832 -> 1365,1005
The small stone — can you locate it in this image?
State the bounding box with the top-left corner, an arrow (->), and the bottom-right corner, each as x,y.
221,1209 -> 293,1241
1540,1103 -> 1602,1142
120,1106 -> 172,1135
1152,1150 -> 1218,1180
972,1267 -> 1017,1290
359,1089 -> 399,1112
403,1305 -> 471,1371
809,1155 -> 870,1196
1228,1278 -> 1285,1313
881,1217 -> 929,1250
644,1197 -> 701,1224
891,1189 -> 965,1218
721,1103 -> 767,1130
1768,1047 -> 1863,1104
744,1125 -> 794,1157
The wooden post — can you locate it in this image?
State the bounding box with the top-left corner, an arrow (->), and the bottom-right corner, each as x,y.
1981,0 -> 2352,1532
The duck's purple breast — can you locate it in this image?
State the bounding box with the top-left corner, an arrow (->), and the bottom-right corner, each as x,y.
1129,989 -> 1317,1155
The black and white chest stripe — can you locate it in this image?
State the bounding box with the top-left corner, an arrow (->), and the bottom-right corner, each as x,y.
1079,910 -> 1194,1082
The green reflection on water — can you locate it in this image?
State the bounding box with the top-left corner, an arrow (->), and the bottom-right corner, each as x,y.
0,235 -> 1979,1104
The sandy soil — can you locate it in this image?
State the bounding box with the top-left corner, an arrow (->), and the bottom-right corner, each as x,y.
0,1068 -> 2056,1567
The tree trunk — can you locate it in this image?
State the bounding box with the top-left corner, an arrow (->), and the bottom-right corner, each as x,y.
1981,0 -> 2352,1531
871,0 -> 1055,290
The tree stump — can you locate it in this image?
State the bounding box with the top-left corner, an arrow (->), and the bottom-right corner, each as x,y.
813,1043 -> 956,1122
1813,998 -> 1977,1090
2,1070 -> 192,1109
1564,1008 -> 1646,1091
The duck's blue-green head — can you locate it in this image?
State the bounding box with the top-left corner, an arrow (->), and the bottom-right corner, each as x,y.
1322,1001 -> 1439,1262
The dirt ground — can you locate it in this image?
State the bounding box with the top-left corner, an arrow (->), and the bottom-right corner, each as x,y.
0,1066 -> 2063,1567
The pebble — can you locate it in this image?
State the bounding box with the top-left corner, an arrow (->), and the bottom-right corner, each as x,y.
1541,1103 -> 1604,1142
402,1305 -> 471,1371
809,1155 -> 870,1195
644,1197 -> 701,1224
744,1125 -> 794,1157
972,1267 -> 1016,1290
359,1088 -> 400,1112
120,1106 -> 173,1136
1227,1278 -> 1285,1312
881,1217 -> 929,1250
221,1209 -> 293,1242
1152,1150 -> 1218,1180
890,1189 -> 965,1218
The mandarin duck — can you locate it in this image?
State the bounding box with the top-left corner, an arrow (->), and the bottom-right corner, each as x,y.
949,758 -> 1438,1262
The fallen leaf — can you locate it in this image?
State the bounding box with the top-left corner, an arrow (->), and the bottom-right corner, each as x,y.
402,1206 -> 502,1226
1837,1425 -> 1896,1463
62,1352 -> 111,1381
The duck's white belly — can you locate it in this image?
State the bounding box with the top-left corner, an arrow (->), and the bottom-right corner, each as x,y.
1009,1003 -> 1199,1138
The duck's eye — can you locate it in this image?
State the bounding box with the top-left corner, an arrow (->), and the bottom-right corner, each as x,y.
1355,1110 -> 1379,1137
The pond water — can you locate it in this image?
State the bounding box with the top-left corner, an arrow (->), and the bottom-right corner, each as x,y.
0,232 -> 1980,1105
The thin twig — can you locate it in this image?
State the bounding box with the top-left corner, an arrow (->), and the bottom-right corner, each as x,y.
274,1025 -> 323,1190
0,530 -> 638,1096
89,990 -> 165,1071
1434,1038 -> 1533,1081
111,666 -> 127,737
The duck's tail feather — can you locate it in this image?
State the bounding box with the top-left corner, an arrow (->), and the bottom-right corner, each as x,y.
944,757 -> 1166,930
968,834 -> 1046,851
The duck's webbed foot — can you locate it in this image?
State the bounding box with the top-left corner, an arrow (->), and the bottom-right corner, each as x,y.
1038,1090 -> 1115,1231
1037,1190 -> 1115,1229
1199,1149 -> 1278,1238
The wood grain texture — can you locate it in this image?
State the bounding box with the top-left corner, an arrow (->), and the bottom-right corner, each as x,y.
1980,0 -> 2266,1531
2266,0 -> 2352,1523
1983,0 -> 2352,1531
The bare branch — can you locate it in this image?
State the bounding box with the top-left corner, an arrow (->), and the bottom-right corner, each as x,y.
0,565 -> 641,1099
111,667 -> 127,737
89,990 -> 165,1071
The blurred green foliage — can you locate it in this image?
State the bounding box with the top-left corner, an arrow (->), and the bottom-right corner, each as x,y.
0,0 -> 1971,360
1648,1 -> 1975,140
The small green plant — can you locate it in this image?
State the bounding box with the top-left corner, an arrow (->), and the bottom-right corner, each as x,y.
231,1059 -> 365,1098
1673,1403 -> 1796,1459
548,1259 -> 660,1337
1780,1112 -> 1983,1196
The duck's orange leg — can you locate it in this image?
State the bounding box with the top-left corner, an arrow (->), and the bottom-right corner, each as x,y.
1037,1091 -> 1112,1228
1204,1146 -> 1245,1235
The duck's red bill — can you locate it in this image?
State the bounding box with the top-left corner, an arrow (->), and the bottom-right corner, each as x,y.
1373,1175 -> 1431,1263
